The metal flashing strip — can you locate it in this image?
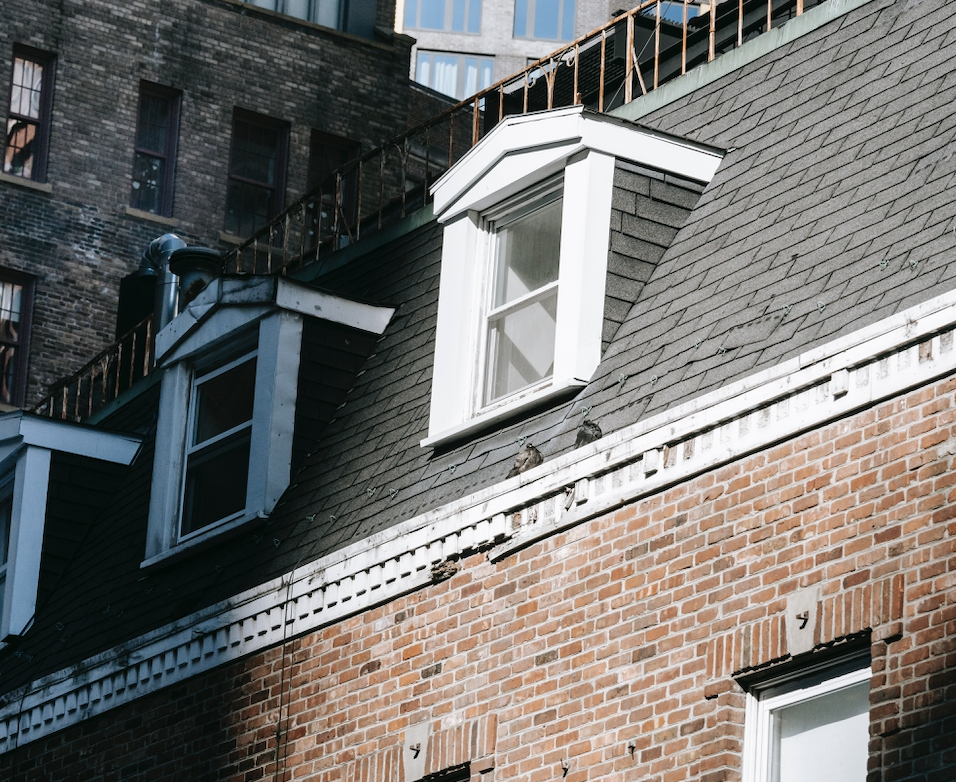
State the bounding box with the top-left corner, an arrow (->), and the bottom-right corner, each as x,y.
3,287 -> 956,751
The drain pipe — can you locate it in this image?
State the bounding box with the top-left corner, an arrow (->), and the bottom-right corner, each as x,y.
140,233 -> 186,334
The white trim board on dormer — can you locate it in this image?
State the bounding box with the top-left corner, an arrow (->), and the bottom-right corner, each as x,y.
431,106 -> 724,222
155,276 -> 394,365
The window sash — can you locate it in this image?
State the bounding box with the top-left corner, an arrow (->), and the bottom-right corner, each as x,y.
3,47 -> 55,182
0,269 -> 33,407
480,190 -> 562,407
130,83 -> 180,216
225,111 -> 288,237
180,353 -> 258,538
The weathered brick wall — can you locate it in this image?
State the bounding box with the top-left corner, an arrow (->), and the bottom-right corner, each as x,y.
2,376 -> 954,781
0,0 -> 413,404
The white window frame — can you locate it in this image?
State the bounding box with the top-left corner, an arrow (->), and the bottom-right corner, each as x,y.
425,106 -> 724,447
180,349 -> 259,541
742,658 -> 871,782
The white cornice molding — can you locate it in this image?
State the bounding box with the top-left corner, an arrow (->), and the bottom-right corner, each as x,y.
3,289 -> 956,751
431,106 -> 724,221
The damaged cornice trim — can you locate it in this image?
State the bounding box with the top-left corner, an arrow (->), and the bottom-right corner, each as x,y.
3,287 -> 956,751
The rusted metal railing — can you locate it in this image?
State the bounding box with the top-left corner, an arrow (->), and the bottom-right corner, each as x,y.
34,0 -> 821,422
32,316 -> 153,421
224,0 -> 821,276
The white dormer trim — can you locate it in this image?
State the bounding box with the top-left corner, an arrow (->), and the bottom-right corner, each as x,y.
431,106 -> 723,221
424,106 -> 723,446
0,414 -> 141,643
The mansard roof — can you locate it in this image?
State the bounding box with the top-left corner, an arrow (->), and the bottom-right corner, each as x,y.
2,0 -> 955,716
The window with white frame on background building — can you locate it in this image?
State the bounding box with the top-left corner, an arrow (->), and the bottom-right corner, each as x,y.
742,653 -> 871,782
224,109 -> 289,237
513,0 -> 575,40
130,82 -> 180,217
3,45 -> 55,182
415,51 -> 493,100
405,0 -> 482,32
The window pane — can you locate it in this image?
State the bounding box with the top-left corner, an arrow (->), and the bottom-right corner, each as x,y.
405,0 -> 418,26
772,680 -> 869,782
232,121 -> 279,185
136,94 -> 169,154
3,118 -> 36,178
313,0 -> 342,28
452,0 -> 466,30
468,0 -> 482,33
561,0 -> 575,41
130,152 -> 165,213
431,54 -> 460,98
10,57 -> 43,120
486,289 -> 557,403
182,432 -> 251,535
493,198 -> 562,307
419,0 -> 446,28
194,358 -> 257,445
514,0 -> 528,36
533,0 -> 559,39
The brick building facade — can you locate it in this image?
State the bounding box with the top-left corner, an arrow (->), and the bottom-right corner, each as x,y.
0,1 -> 954,782
1,0 -> 421,406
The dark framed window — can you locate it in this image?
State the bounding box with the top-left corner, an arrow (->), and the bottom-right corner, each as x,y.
513,0 -> 575,40
3,46 -> 56,182
130,82 -> 180,216
0,268 -> 34,407
224,110 -> 289,237
242,0 -> 345,29
307,130 -> 360,244
404,0 -> 481,33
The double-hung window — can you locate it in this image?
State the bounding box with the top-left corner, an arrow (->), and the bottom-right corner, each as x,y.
743,655 -> 871,782
181,353 -> 257,537
130,82 -> 180,216
3,46 -> 55,182
483,183 -> 562,407
224,110 -> 289,237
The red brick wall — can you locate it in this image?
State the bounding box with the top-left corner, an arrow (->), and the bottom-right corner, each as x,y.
2,377 -> 954,781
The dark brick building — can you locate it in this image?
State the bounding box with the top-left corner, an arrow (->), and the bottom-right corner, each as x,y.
1,0 -> 421,406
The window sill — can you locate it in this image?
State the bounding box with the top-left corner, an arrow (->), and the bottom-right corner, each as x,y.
0,172 -> 52,193
218,231 -> 245,246
124,206 -> 180,227
140,509 -> 262,569
421,376 -> 586,448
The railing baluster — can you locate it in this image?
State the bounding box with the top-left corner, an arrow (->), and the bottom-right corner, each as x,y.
573,44 -> 580,104
355,160 -> 363,243
709,2 -> 717,61
654,0 -> 661,90
625,13 -> 634,104
472,98 -> 479,146
599,30 -> 606,112
682,0 -> 688,74
282,213 -> 291,276
738,0 -> 744,46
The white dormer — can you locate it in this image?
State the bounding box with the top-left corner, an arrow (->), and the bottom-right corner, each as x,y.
423,106 -> 723,446
144,276 -> 394,566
